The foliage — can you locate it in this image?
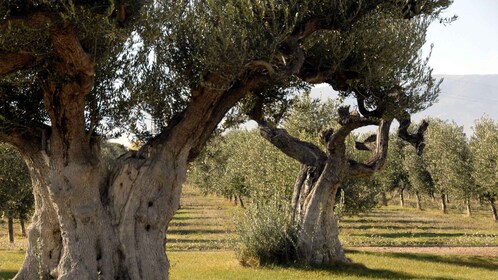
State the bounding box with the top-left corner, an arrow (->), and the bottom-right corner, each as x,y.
0,1 -> 144,136
234,196 -> 297,266
470,117 -> 498,202
424,119 -> 474,201
100,141 -> 128,171
189,130 -> 298,203
404,144 -> 434,197
0,143 -> 33,221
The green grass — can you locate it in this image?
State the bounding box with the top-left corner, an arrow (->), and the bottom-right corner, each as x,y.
2,250 -> 497,280
0,250 -> 25,280
168,251 -> 498,280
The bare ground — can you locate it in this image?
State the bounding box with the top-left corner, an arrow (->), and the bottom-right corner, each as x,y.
348,246 -> 498,256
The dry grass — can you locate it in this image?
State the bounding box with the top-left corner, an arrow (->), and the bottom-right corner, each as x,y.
166,185 -> 237,251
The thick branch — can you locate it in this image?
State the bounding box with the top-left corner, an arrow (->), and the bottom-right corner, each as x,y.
346,119 -> 392,179
397,116 -> 428,155
50,25 -> 95,77
355,134 -> 377,151
258,122 -> 327,166
0,124 -> 51,162
0,51 -> 39,76
139,75 -> 268,162
247,96 -> 327,166
0,10 -> 52,30
326,106 -> 379,151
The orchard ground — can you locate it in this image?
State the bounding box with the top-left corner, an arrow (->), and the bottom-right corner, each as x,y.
1,186 -> 497,279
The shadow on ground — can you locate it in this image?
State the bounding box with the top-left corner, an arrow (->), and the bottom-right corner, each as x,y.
348,250 -> 498,272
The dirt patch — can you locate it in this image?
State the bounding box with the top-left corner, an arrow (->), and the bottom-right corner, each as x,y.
348,246 -> 498,256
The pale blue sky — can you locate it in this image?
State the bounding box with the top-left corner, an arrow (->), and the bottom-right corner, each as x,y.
425,0 -> 498,75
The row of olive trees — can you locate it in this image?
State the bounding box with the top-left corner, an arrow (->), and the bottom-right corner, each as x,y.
189,94 -> 394,264
189,100 -> 497,266
380,117 -> 498,220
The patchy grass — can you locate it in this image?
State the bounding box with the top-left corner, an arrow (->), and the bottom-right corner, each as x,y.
168,251 -> 498,280
167,186 -> 237,251
0,250 -> 25,280
1,187 -> 498,279
2,250 -> 497,280
339,204 -> 498,247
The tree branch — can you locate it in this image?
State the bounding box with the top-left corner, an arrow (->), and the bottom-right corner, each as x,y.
257,122 -> 327,166
326,106 -> 380,151
397,115 -> 428,155
355,134 -> 377,151
247,96 -> 327,166
346,119 -> 392,179
0,51 -> 39,76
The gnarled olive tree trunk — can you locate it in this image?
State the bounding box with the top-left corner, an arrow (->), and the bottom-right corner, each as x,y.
13,148 -> 62,279
2,23 -> 258,279
253,108 -> 392,265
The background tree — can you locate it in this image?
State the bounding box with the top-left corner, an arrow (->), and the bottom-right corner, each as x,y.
378,136 -> 411,207
403,143 -> 434,210
470,117 -> 498,221
424,119 -> 474,214
0,143 -> 33,243
1,0 -> 452,278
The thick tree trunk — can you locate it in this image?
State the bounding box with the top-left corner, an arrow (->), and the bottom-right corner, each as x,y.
14,151 -> 62,280
440,194 -> 447,214
8,216 -> 14,243
19,217 -> 26,236
293,168 -> 348,265
415,192 -> 422,210
290,162 -> 349,265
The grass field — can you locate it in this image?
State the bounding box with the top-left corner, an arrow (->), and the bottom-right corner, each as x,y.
1,186 -> 498,279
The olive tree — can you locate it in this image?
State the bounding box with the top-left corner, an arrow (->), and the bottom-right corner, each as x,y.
378,136 -> 411,207
246,9 -> 448,265
1,0 -> 452,278
470,117 -> 498,221
424,119 -> 474,214
403,143 -> 434,210
0,143 -> 33,243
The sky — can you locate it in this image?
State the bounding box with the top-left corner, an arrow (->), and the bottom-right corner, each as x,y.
424,0 -> 498,75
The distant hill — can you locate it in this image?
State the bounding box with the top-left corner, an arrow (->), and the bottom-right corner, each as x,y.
311,74 -> 498,136
415,75 -> 498,135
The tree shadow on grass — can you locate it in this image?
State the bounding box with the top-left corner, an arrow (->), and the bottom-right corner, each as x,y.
0,270 -> 17,280
351,232 -> 464,238
167,228 -> 228,235
341,225 -> 458,231
342,219 -> 434,224
351,250 -> 498,272
274,261 -> 452,280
